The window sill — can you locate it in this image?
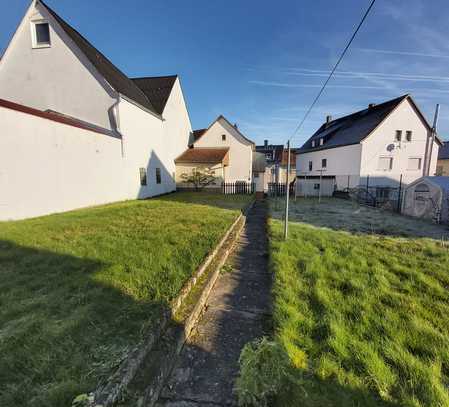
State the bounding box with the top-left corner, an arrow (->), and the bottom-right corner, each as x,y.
32,44 -> 51,49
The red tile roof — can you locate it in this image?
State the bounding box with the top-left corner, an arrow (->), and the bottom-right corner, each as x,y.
175,148 -> 229,164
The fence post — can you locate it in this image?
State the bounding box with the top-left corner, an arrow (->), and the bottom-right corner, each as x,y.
397,174 -> 403,213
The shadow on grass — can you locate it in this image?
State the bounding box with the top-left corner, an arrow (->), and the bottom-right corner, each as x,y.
0,239 -> 172,407
269,197 -> 449,240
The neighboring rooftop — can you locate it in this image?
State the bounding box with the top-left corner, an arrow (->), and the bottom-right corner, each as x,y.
132,76 -> 177,115
192,129 -> 207,142
175,148 -> 230,164
438,141 -> 449,160
38,0 -> 173,117
255,141 -> 284,163
298,94 -> 426,153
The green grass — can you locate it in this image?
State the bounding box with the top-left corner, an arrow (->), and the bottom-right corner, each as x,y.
0,192 -> 251,407
269,199 -> 449,407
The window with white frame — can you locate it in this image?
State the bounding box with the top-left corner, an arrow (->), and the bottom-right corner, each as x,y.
321,158 -> 327,168
311,140 -> 316,147
406,130 -> 412,142
155,168 -> 161,184
309,161 -> 313,171
407,157 -> 422,170
395,130 -> 402,142
314,183 -> 320,190
31,21 -> 51,48
139,168 -> 147,186
378,156 -> 393,171
319,138 -> 324,146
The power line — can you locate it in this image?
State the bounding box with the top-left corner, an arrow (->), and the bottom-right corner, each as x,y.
287,0 -> 377,143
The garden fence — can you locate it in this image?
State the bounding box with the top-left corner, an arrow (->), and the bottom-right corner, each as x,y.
222,182 -> 255,195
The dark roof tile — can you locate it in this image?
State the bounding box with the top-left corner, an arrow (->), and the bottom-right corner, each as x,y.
438,141 -> 449,160
298,95 -> 409,153
132,75 -> 177,115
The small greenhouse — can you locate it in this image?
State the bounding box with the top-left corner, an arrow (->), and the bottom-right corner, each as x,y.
402,176 -> 449,224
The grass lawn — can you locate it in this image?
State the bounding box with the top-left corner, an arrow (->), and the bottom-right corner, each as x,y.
269,198 -> 449,406
0,192 -> 252,407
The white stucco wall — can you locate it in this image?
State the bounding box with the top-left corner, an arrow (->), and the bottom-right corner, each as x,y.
360,98 -> 438,187
0,2 -> 117,130
193,118 -> 253,182
162,78 -> 193,168
0,105 -> 128,221
296,144 -> 362,189
118,98 -> 176,198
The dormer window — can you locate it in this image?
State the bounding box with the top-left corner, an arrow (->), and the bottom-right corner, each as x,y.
311,140 -> 316,147
319,138 -> 324,146
31,21 -> 51,48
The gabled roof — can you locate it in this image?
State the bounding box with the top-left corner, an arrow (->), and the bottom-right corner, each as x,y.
298,94 -> 438,153
193,115 -> 255,146
255,144 -> 284,163
438,141 -> 449,160
132,75 -> 177,115
37,0 -> 159,115
175,148 -> 230,164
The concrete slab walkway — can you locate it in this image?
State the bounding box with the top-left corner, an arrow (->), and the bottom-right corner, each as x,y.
157,200 -> 271,406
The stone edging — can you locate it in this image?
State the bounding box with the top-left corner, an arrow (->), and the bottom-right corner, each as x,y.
83,200 -> 254,407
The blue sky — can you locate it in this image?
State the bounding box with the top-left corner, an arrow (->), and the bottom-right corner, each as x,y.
1,0 -> 449,147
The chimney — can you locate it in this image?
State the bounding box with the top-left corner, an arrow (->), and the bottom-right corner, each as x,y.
326,115 -> 332,124
369,103 -> 376,108
264,139 -> 268,149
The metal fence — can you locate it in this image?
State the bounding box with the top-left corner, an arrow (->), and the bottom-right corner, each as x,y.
267,182 -> 295,197
222,182 -> 255,195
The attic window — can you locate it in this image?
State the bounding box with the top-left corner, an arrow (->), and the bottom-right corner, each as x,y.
222,134 -> 226,141
406,131 -> 412,142
395,130 -> 402,142
32,21 -> 51,48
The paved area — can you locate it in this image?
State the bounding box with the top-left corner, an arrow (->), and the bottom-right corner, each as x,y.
157,200 -> 271,406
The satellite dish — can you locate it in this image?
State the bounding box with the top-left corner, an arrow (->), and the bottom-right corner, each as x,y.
387,143 -> 395,152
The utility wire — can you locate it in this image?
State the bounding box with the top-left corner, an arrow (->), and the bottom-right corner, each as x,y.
287,0 -> 377,143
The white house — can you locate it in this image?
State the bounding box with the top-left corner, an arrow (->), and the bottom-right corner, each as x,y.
0,0 -> 192,220
175,115 -> 255,188
295,95 -> 442,197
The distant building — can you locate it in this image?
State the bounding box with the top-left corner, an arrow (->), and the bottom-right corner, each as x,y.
255,140 -> 296,190
295,94 -> 442,197
436,141 -> 449,176
175,116 -> 255,189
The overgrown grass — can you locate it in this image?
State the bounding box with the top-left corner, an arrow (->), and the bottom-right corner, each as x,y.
268,199 -> 449,406
0,192 -> 251,407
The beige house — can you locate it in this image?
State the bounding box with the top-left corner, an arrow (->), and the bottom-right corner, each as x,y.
436,141 -> 449,176
175,115 -> 255,189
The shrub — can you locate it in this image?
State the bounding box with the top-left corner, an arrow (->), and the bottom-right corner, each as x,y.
235,337 -> 291,406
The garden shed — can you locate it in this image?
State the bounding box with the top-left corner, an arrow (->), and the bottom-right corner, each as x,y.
402,176 -> 449,223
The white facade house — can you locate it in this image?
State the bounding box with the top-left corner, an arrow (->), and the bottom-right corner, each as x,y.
0,0 -> 192,220
175,116 -> 255,188
296,95 -> 441,197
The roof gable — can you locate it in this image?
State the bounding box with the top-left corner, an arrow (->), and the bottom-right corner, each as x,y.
193,115 -> 255,146
132,75 -> 177,115
36,0 -> 159,116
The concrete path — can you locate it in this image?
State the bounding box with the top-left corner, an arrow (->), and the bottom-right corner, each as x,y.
157,200 -> 271,406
